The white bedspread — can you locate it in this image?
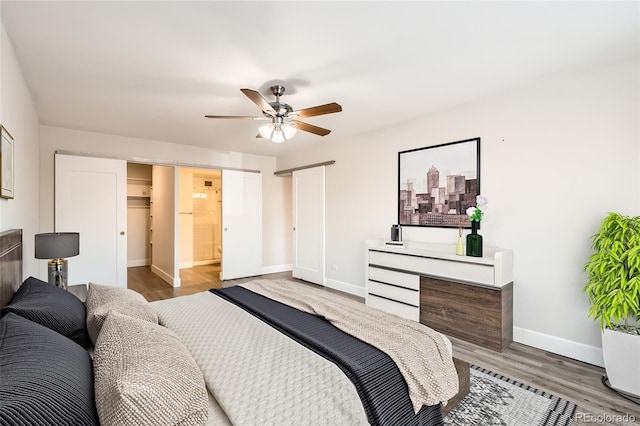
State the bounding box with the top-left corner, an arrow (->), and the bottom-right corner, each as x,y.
152,291 -> 369,426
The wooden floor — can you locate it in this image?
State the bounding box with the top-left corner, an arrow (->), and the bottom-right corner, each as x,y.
129,266 -> 640,424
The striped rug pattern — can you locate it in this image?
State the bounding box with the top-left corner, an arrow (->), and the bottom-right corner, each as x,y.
445,365 -> 578,426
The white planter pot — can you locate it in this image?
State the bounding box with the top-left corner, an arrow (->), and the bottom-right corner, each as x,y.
602,328 -> 640,397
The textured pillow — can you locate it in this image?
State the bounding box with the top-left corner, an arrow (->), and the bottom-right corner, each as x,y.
1,276 -> 89,347
93,311 -> 208,426
0,313 -> 99,425
85,282 -> 158,344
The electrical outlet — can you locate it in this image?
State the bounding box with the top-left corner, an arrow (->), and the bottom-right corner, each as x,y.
331,264 -> 338,270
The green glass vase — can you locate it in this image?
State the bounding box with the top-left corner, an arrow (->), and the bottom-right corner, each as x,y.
466,221 -> 483,257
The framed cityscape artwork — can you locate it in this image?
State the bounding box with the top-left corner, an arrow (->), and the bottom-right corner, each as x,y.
398,137 -> 480,228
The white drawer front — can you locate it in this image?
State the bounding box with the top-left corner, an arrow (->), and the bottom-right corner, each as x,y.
368,295 -> 419,322
368,281 -> 419,306
368,267 -> 419,290
369,250 -> 494,286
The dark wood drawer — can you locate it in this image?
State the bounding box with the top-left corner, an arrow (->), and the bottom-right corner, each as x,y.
420,276 -> 513,351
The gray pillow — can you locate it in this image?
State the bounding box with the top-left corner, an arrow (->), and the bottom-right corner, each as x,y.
93,311 -> 208,426
85,282 -> 158,344
0,313 -> 99,425
1,276 -> 89,347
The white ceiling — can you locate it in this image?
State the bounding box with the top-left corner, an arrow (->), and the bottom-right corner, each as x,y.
1,1 -> 638,157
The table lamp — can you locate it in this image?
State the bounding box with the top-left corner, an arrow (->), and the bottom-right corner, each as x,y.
35,232 -> 80,290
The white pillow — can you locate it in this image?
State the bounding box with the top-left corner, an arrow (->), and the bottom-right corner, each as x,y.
93,310 -> 208,426
85,282 -> 158,344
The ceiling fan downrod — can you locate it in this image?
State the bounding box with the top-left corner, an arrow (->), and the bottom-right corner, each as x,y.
267,85 -> 293,118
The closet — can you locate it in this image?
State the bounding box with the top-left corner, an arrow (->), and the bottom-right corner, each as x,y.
126,163 -> 152,267
56,153 -> 262,287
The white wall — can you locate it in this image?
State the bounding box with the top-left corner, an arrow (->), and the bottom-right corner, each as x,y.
39,125 -> 291,273
151,165 -> 178,285
0,20 -> 41,279
277,58 -> 640,366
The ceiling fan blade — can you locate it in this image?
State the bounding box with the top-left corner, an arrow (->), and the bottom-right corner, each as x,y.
293,102 -> 342,119
292,120 -> 331,136
204,115 -> 265,120
241,88 -> 276,115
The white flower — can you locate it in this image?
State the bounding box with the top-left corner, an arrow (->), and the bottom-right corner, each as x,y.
466,207 -> 476,217
476,195 -> 489,209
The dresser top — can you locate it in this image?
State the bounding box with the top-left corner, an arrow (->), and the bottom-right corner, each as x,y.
366,239 -> 512,266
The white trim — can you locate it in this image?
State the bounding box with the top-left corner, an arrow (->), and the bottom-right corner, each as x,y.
151,264 -> 181,287
127,259 -> 150,267
54,149 -> 260,174
325,278 -> 366,298
513,326 -> 604,367
262,263 -> 293,275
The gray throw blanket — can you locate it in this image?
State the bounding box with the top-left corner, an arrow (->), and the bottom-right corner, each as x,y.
242,279 -> 459,411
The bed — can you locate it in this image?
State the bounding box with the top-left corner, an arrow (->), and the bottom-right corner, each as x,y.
0,228 -> 469,425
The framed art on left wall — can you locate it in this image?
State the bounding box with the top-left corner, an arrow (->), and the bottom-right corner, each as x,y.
1,125 -> 14,199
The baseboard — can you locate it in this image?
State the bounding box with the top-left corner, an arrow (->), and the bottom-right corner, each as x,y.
128,259 -> 150,267
513,326 -> 604,367
261,264 -> 293,275
325,278 -> 366,298
179,261 -> 194,269
151,264 -> 181,288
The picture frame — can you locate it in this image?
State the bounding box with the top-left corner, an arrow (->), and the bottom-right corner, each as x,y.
398,137 -> 480,228
1,125 -> 15,199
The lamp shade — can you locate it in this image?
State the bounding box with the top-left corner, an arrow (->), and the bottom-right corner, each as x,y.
35,232 -> 80,259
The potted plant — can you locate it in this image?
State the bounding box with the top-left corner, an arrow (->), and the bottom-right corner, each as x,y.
584,212 -> 640,397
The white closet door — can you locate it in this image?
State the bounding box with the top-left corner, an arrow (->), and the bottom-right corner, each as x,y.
292,166 -> 325,285
55,154 -> 127,287
221,170 -> 262,280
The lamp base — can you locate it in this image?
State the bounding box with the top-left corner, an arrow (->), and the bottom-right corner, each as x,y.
47,259 -> 68,290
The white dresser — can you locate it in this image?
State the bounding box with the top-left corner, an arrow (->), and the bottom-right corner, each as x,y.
365,239 -> 514,351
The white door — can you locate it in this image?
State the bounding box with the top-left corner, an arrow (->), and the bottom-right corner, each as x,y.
221,170 -> 262,280
292,166 -> 325,285
55,154 -> 127,287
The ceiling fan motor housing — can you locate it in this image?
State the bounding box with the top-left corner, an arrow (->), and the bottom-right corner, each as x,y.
266,85 -> 292,118
267,102 -> 293,118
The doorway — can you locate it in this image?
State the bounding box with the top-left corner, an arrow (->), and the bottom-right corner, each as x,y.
179,168 -> 222,273
126,163 -> 152,268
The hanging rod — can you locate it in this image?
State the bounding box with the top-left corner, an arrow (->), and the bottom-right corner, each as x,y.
274,161 -> 335,177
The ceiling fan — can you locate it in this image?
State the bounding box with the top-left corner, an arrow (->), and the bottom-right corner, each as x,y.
205,85 -> 342,143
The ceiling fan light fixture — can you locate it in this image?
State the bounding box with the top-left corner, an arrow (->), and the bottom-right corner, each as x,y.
271,127 -> 285,143
282,123 -> 297,140
258,122 -> 275,139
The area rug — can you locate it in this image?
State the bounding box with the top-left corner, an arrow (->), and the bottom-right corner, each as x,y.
444,365 -> 578,426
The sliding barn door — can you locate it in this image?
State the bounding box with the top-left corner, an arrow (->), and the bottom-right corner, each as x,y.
220,170 -> 262,280
292,166 -> 325,285
55,154 -> 127,287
